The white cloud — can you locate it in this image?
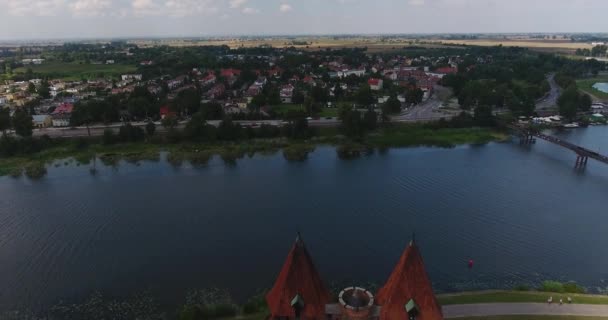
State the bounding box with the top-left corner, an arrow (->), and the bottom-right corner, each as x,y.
69,0 -> 112,16
229,0 -> 246,9
242,6 -> 258,14
165,0 -> 218,17
279,3 -> 292,12
2,0 -> 66,16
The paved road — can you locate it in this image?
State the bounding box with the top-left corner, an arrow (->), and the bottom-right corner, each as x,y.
536,73 -> 560,113
443,303 -> 608,318
394,86 -> 458,122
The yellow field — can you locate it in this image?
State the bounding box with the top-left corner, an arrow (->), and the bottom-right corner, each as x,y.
129,36 -> 592,53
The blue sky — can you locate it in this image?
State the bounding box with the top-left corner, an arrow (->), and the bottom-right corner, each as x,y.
0,0 -> 607,39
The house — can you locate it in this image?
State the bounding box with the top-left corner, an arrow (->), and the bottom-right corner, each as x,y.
303,76 -> 315,85
51,103 -> 74,127
140,60 -> 154,66
368,78 -> 384,91
159,106 -> 176,119
207,83 -> 226,100
280,84 -> 295,103
434,67 -> 457,75
220,68 -> 241,78
121,74 -> 143,81
201,73 -> 217,86
167,76 -> 186,90
254,77 -> 268,87
32,115 -> 52,128
246,85 -> 263,97
106,60 -> 115,64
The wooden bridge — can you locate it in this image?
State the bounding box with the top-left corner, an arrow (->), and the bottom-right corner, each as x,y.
508,124 -> 608,168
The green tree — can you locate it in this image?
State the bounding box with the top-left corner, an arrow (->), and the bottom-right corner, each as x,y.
250,94 -> 267,110
146,121 -> 156,136
162,114 -> 178,129
363,109 -> 378,131
580,93 -> 592,112
0,108 -> 10,135
557,86 -> 581,120
383,95 -> 402,115
405,88 -> 424,105
38,81 -> 51,99
341,109 -> 364,138
12,109 -> 33,137
27,82 -> 36,94
355,84 -> 374,106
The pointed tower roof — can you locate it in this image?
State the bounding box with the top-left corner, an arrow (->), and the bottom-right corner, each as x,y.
266,234 -> 331,319
376,239 -> 443,320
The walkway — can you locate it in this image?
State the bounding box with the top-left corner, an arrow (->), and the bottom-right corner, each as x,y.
443,303 -> 608,318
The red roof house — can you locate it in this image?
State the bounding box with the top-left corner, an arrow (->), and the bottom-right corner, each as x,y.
52,103 -> 74,115
368,78 -> 384,91
220,68 -> 241,78
159,105 -> 176,119
376,240 -> 443,320
266,234 -> 331,320
435,67 -> 457,74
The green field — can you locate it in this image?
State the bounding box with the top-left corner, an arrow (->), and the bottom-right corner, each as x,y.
438,291 -> 608,306
577,78 -> 608,100
12,62 -> 137,80
270,104 -> 306,116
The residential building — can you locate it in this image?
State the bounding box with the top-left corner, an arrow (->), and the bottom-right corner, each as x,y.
51,103 -> 74,127
121,74 -> 143,81
280,84 -> 295,103
32,115 -> 52,128
207,84 -> 226,100
368,78 -> 384,91
159,106 -> 176,119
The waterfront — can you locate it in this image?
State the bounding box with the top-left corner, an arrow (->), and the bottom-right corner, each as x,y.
1,127 -> 608,311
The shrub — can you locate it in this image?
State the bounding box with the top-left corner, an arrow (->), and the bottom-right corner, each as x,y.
540,280 -> 565,293
564,282 -> 586,294
102,129 -> 117,145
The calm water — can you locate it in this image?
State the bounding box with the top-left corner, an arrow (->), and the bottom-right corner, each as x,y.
592,82 -> 608,93
2,127 -> 608,310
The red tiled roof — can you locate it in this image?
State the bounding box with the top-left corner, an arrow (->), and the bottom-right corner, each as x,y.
368,78 -> 381,86
435,67 -> 457,74
266,234 -> 331,320
52,103 -> 74,115
220,68 -> 241,77
376,241 -> 443,320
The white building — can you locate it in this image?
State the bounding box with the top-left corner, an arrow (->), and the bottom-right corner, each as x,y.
121,74 -> 143,81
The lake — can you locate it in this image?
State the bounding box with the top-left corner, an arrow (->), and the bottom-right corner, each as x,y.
1,127 -> 608,311
592,82 -> 608,93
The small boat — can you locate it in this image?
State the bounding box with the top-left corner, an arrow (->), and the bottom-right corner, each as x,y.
563,123 -> 580,128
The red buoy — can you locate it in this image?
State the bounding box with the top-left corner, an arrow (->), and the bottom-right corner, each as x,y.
468,259 -> 474,269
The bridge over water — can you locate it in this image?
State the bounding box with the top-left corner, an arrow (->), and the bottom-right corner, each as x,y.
508,124 -> 608,168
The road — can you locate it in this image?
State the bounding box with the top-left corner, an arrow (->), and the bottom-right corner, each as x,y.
30,118 -> 342,138
393,86 -> 459,122
443,303 -> 608,318
536,73 -> 560,113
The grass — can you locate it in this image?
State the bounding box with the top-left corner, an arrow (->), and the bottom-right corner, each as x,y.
438,291 -> 608,306
12,61 -> 137,80
454,317 -> 608,320
366,125 -> 508,148
319,108 -> 339,118
576,77 -> 608,100
271,104 -> 305,116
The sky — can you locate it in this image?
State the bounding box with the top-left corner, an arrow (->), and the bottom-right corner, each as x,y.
0,0 -> 607,40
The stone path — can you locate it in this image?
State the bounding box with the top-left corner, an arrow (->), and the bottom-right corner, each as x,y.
443,303 -> 608,318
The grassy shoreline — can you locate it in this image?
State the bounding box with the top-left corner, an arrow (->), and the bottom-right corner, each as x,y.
0,126 -> 508,178
576,77 -> 608,100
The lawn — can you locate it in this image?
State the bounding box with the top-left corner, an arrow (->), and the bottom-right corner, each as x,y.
270,104 -> 305,116
576,77 -> 608,100
438,291 -> 608,306
455,317 -> 608,320
12,62 -> 137,80
319,108 -> 338,118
